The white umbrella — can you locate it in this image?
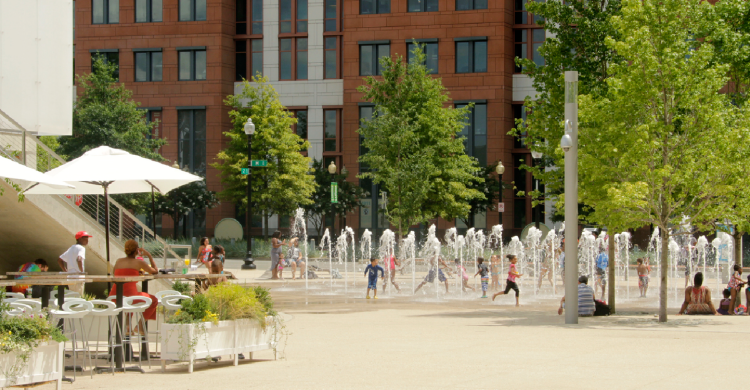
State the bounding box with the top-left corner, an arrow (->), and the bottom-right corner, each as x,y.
0,155 -> 75,189
25,146 -> 202,272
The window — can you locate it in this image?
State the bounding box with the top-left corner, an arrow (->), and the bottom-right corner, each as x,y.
514,29 -> 545,72
324,109 -> 339,152
360,0 -> 389,14
135,0 -> 161,22
251,39 -> 263,77
407,40 -> 438,74
236,41 -> 247,81
90,50 -> 119,80
515,0 -> 543,25
140,108 -> 162,139
178,47 -> 207,81
236,39 -> 263,81
513,104 -> 527,148
179,0 -> 206,21
325,37 -> 339,79
237,0 -> 262,35
279,38 -> 308,80
456,0 -> 486,10
513,199 -> 526,228
455,38 -> 487,73
456,102 -> 487,167
325,0 -> 339,31
359,105 -> 375,172
359,42 -> 390,76
178,108 -> 207,176
408,0 -> 437,12
280,0 -> 307,33
291,109 -> 307,140
93,0 -> 119,24
134,49 -> 162,82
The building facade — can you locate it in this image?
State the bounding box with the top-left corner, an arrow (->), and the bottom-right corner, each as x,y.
74,0 -> 545,240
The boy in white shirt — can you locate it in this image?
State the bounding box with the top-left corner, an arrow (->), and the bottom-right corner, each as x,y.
58,231 -> 92,295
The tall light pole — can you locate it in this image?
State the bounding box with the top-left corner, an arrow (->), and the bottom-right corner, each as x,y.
496,161 -> 505,226
243,117 -> 256,270
328,161 -> 337,234
561,71 -> 578,324
530,150 -> 542,229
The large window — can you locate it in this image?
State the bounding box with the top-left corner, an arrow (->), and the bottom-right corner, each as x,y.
280,38 -> 308,80
514,29 -> 545,72
280,0 -> 307,33
236,41 -> 247,81
325,0 -> 340,31
456,102 -> 487,167
359,105 -> 374,172
360,42 -> 390,76
139,108 -> 162,140
324,109 -> 339,152
178,109 -> 207,176
135,0 -> 161,22
456,0 -> 486,10
178,47 -> 207,81
455,38 -> 487,73
237,0 -> 262,35
291,109 -> 308,141
91,50 -> 119,80
515,0 -> 543,25
179,0 -> 206,21
407,40 -> 438,74
134,49 -> 162,82
325,37 -> 339,79
408,0 -> 437,12
235,39 -> 263,81
360,0 -> 390,14
93,0 -> 119,24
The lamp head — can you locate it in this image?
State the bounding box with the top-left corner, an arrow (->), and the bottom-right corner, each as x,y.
495,161 -> 505,175
531,150 -> 543,159
328,161 -> 337,174
341,166 -> 348,176
561,134 -> 573,152
172,161 -> 180,169
244,117 -> 255,135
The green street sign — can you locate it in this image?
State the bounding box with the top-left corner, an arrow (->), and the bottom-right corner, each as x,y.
251,160 -> 268,167
241,168 -> 249,175
331,182 -> 338,203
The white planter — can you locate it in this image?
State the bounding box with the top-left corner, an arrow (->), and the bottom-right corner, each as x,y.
161,317 -> 276,373
0,341 -> 63,389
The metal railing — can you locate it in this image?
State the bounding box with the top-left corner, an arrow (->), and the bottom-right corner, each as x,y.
0,124 -> 184,266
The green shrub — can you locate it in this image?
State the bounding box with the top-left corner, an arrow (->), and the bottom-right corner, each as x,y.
172,280 -> 192,295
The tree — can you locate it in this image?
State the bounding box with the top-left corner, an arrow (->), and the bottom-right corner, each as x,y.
456,163 -> 506,228
577,0 -> 750,322
154,179 -> 220,238
302,159 -> 368,236
358,45 -> 483,237
509,0 -> 622,216
214,75 -> 317,238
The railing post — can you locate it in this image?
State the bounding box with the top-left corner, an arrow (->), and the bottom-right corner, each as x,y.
118,207 -> 123,239
21,130 -> 26,166
96,196 -> 100,224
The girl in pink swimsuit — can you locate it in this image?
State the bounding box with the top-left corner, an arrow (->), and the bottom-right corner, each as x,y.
382,255 -> 401,293
454,259 -> 475,292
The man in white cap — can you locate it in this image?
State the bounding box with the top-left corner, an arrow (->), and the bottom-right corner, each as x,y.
58,231 -> 92,295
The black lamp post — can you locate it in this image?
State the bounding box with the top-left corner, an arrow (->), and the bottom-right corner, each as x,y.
496,160 -> 505,225
242,117 -> 256,270
328,161 -> 337,234
531,150 -> 543,229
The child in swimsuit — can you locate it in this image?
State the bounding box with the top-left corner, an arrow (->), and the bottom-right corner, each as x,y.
454,258 -> 475,292
490,255 -> 502,292
637,258 -> 650,298
718,288 -> 731,315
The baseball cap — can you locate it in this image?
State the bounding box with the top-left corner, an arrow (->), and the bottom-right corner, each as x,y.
75,231 -> 93,240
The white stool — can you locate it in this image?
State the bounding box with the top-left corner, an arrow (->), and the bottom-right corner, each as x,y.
150,290 -> 181,356
50,300 -> 94,381
13,299 -> 43,314
120,296 -> 153,370
87,300 -> 124,376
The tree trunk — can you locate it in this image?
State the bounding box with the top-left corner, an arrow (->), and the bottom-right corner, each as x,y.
659,229 -> 669,322
263,211 -> 269,239
733,231 -> 743,268
608,232 -> 616,314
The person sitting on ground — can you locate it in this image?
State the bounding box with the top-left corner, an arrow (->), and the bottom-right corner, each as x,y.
678,272 -> 718,315
11,259 -> 49,296
727,264 -> 745,314
287,238 -> 306,280
717,288 -> 732,315
364,258 -> 385,299
204,261 -> 228,289
558,275 -> 596,317
414,258 -> 450,294
110,240 -> 159,334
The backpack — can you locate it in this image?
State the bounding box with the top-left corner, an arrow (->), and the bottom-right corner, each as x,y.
594,300 -> 610,316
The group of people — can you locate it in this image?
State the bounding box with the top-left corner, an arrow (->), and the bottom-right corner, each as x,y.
196,237 -> 227,276
269,231 -> 306,280
679,264 -> 750,316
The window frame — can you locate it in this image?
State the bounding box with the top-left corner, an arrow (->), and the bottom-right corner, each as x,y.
138,107 -> 163,140
235,39 -> 264,81
408,0 -> 438,12
514,28 -> 545,73
279,0 -> 308,34
360,0 -> 390,15
455,101 -> 487,167
407,39 -> 439,74
289,108 -> 308,156
134,48 -> 163,82
454,37 -> 487,74
177,47 -> 207,81
177,107 -> 207,176
92,0 -> 119,24
455,0 -> 487,11
279,38 -> 308,81
323,108 -> 341,154
324,0 -> 341,32
135,0 -> 162,23
514,0 -> 543,26
236,0 -> 263,35
179,0 -> 207,22
324,36 -> 341,79
359,41 -> 390,76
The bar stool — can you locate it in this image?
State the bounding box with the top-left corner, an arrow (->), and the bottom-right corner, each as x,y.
120,296 -> 153,370
50,300 -> 94,381
13,299 -> 43,314
88,300 -> 125,376
150,290 -> 181,356
3,292 -> 24,302
6,302 -> 33,316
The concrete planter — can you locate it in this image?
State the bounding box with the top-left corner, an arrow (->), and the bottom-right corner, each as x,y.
161,317 -> 276,373
0,341 -> 63,389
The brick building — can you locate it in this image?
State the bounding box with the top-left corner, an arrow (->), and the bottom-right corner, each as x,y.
73,0 -> 546,240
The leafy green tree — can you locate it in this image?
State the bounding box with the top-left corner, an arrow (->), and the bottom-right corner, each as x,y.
302,159 -> 368,236
357,45 -> 484,237
509,0 -> 622,215
578,0 -> 750,322
154,179 -> 220,238
214,75 -> 317,238
457,163 -> 507,228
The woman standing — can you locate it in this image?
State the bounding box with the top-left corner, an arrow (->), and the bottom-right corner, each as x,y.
270,231 -> 287,280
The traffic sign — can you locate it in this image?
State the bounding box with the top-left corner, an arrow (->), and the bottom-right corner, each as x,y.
331,182 -> 338,203
497,202 -> 505,212
241,168 -> 249,175
251,160 -> 268,167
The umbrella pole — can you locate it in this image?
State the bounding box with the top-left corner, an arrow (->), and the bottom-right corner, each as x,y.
151,186 -> 157,235
104,184 -> 112,276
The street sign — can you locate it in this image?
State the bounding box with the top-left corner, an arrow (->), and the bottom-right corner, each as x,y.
331,182 -> 338,203
251,160 -> 268,167
241,168 -> 249,175
497,202 -> 505,212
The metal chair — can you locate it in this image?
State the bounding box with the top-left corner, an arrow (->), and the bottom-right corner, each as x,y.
87,300 -> 125,376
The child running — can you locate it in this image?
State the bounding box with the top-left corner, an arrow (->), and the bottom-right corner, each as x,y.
454,259 -> 475,292
414,258 -> 450,294
474,257 -> 490,298
364,258 -> 385,299
492,254 -> 523,306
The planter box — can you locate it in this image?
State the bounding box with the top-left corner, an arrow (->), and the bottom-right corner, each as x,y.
0,341 -> 63,389
161,317 -> 276,373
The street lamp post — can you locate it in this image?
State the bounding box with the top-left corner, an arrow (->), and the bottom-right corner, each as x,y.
328,161 -> 337,234
530,150 -> 543,229
496,161 -> 505,225
561,71 -> 579,324
243,117 -> 256,270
